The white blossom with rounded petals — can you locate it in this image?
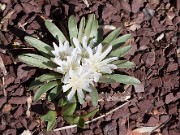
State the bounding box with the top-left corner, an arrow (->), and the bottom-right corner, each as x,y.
51,38 -> 119,102
84,44 -> 118,82
52,49 -> 80,74
62,66 -> 94,101
51,40 -> 74,60
73,36 -> 95,58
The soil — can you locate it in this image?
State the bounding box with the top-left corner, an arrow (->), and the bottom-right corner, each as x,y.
0,0 -> 180,135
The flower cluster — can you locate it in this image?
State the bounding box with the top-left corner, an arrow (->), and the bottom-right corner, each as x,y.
51,36 -> 118,101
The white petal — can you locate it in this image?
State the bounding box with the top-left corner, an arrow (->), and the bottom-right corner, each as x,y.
95,44 -> 102,57
56,67 -> 63,73
69,69 -> 75,77
76,55 -> 81,63
63,73 -> 70,83
62,84 -> 72,92
71,48 -> 78,57
89,39 -> 95,48
94,73 -> 102,82
86,47 -> 93,57
64,41 -> 69,48
83,86 -> 92,92
67,89 -> 76,101
58,40 -> 63,48
73,38 -> 82,51
102,57 -> 118,63
82,70 -> 93,79
51,51 -> 58,56
82,36 -> 87,48
108,64 -> 117,69
53,42 -> 59,50
99,67 -> 112,73
77,89 -> 84,99
53,58 -> 63,66
100,45 -> 112,60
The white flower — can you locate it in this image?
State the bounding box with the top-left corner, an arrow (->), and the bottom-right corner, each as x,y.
53,49 -> 80,74
73,36 -> 95,58
85,44 -> 118,82
51,40 -> 74,60
62,66 -> 94,101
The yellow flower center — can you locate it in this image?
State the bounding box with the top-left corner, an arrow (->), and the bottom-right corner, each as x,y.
69,76 -> 83,90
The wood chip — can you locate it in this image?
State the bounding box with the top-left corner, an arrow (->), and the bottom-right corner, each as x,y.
20,130 -> 32,135
0,55 -> 7,76
82,0 -> 90,7
26,96 -> 32,118
134,84 -> 144,93
0,3 -> 6,11
156,33 -> 164,41
0,10 -> 14,31
143,8 -> 155,20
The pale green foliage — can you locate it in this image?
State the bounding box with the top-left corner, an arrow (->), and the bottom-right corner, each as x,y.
18,13 -> 140,131
102,74 -> 140,85
89,85 -> 98,106
45,21 -> 66,42
41,111 -> 57,131
103,28 -> 121,44
34,81 -> 60,101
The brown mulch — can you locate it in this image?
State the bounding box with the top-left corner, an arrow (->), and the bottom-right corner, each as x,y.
0,0 -> 180,135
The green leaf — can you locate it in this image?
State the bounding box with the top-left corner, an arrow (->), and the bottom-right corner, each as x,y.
18,53 -> 57,70
29,79 -> 44,90
48,85 -> 61,101
68,15 -> 78,44
94,28 -> 103,46
98,76 -> 116,83
38,73 -> 62,82
29,72 -> 61,91
58,98 -> 68,107
41,111 -> 57,121
77,117 -> 85,128
45,21 -> 66,42
77,92 -> 85,105
84,14 -> 95,40
64,116 -> 80,125
24,36 -> 53,57
90,20 -> 99,40
78,17 -> 85,43
108,45 -> 132,57
112,60 -> 135,68
81,108 -> 99,119
47,118 -> 56,131
89,85 -> 98,106
61,102 -> 76,116
71,95 -> 77,102
104,74 -> 141,85
41,111 -> 57,131
103,28 -> 121,44
110,34 -> 132,50
34,81 -> 59,101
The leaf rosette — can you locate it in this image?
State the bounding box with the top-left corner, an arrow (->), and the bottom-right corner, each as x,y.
18,14 -> 140,130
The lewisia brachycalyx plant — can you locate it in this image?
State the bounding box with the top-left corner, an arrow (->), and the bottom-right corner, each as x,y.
52,36 -> 118,101
18,14 -> 140,130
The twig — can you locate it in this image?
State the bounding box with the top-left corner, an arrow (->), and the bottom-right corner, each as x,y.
99,25 -> 116,30
153,115 -> 172,132
2,77 -> 7,96
53,101 -> 130,131
0,56 -> 7,76
0,56 -> 7,96
54,125 -> 77,131
8,48 -> 35,50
